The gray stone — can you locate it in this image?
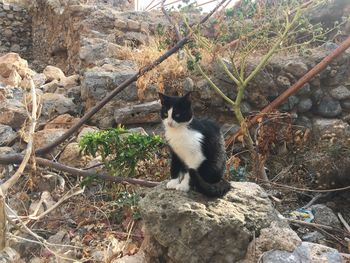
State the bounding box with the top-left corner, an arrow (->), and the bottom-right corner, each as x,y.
312,118 -> 350,138
280,95 -> 299,111
284,61 -> 308,78
276,75 -> 291,89
114,101 -> 161,125
329,85 -> 350,100
322,42 -> 339,51
316,96 -> 342,118
311,88 -> 324,103
41,93 -> 79,118
127,19 -> 140,31
81,61 -> 138,103
341,99 -> 350,110
115,19 -> 127,29
297,98 -> 313,113
302,231 -> 325,243
262,242 -> 342,263
0,124 -> 16,146
10,44 -> 21,53
3,29 -> 13,38
296,83 -> 311,96
140,182 -> 279,263
0,99 -> 27,129
310,204 -> 341,228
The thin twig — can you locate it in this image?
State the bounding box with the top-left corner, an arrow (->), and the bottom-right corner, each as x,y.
262,180 -> 350,193
302,193 -> 330,209
338,213 -> 350,234
161,0 -> 181,41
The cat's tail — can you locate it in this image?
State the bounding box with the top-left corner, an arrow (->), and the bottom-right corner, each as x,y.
188,169 -> 231,198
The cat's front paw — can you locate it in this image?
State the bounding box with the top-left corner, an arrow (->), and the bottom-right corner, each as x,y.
175,181 -> 190,192
166,178 -> 180,189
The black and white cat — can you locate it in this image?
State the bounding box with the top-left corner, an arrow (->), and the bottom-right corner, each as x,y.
159,92 -> 231,197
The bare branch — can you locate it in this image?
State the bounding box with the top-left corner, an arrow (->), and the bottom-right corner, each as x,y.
0,154 -> 160,188
161,0 -> 181,41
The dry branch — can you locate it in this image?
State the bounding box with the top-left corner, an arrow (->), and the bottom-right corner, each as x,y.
0,154 -> 160,188
226,35 -> 350,147
30,0 -> 228,156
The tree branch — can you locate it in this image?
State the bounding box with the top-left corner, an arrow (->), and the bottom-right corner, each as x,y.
226,34 -> 350,147
0,154 -> 160,188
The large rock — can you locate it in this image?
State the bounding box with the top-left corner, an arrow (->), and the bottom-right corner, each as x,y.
139,182 -> 280,263
310,204 -> 341,228
0,52 -> 32,78
0,124 -> 17,146
261,242 -> 342,263
316,96 -> 342,118
43,65 -> 66,82
33,128 -> 67,156
114,101 -> 161,125
41,93 -> 79,118
329,85 -> 350,100
284,61 -> 308,78
59,142 -> 86,168
0,99 -> 27,129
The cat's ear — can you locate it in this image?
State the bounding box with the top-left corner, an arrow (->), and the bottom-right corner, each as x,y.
158,92 -> 166,105
183,91 -> 192,102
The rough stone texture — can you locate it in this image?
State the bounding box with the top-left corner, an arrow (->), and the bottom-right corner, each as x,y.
114,101 -> 161,125
43,65 -> 66,82
41,93 -> 79,119
58,142 -> 86,168
33,128 -> 67,156
284,61 -> 309,78
329,85 -> 350,100
0,52 -> 33,79
261,242 -> 343,263
139,182 -> 279,263
297,98 -> 313,113
43,114 -> 80,129
241,221 -> 301,263
309,204 -> 341,228
312,118 -> 350,138
316,96 -> 342,118
0,99 -> 27,129
0,124 -> 17,146
0,2 -> 32,60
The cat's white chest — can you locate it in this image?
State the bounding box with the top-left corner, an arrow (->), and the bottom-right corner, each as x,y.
165,126 -> 205,169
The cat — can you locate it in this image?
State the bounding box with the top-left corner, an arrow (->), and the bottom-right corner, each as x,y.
159,92 -> 231,197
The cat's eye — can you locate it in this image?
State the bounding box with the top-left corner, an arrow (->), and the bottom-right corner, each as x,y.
175,113 -> 180,117
164,113 -> 168,117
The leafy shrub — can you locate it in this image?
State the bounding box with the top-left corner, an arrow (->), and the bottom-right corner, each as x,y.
79,127 -> 164,177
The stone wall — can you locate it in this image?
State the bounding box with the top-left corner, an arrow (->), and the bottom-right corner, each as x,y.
0,1 -> 32,59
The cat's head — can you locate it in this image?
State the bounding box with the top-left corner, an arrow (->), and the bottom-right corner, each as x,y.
158,92 -> 193,128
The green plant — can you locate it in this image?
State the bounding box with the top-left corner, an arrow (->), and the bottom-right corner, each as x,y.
79,127 -> 164,177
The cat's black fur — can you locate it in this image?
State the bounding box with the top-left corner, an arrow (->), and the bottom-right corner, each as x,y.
159,92 -> 231,197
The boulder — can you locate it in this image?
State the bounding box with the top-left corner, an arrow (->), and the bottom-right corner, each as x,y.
0,99 -> 27,129
284,61 -> 308,78
312,118 -> 350,138
59,142 -> 85,168
316,96 -> 342,118
114,101 -> 161,125
33,128 -> 67,156
329,85 -> 350,100
0,52 -> 32,78
139,182 -> 280,263
0,124 -> 17,146
309,204 -> 341,228
41,93 -> 79,118
261,242 -> 342,263
44,114 -> 80,130
43,65 -> 66,82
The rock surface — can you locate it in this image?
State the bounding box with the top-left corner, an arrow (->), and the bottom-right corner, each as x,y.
139,182 -> 279,263
261,242 -> 343,263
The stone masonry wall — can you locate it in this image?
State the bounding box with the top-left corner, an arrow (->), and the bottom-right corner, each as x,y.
0,1 -> 32,59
